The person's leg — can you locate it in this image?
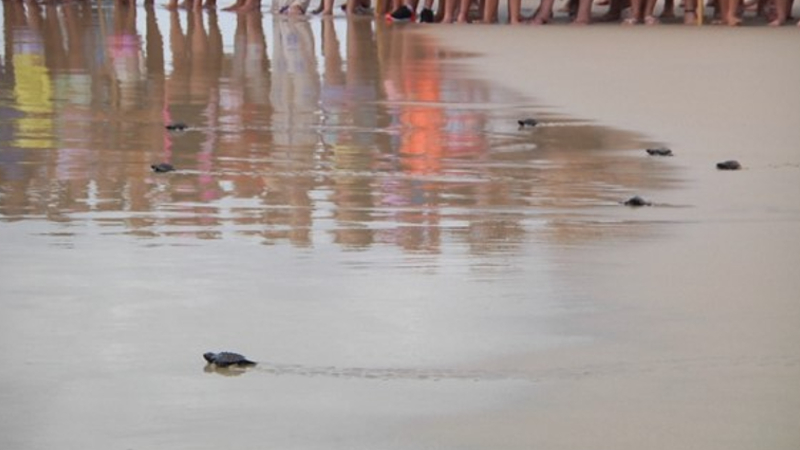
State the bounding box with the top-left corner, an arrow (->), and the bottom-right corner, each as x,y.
768,0 -> 787,23
237,0 -> 261,11
508,0 -> 521,22
456,0 -> 472,21
435,0 -> 446,21
482,0 -> 498,22
624,0 -> 642,22
661,0 -> 675,17
567,0 -> 579,16
682,0 -> 697,22
643,0 -> 659,22
530,0 -> 556,23
572,0 -> 593,22
719,0 -> 742,24
443,0 -> 457,21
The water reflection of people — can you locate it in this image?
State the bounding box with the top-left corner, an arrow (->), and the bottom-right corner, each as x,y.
270,18 -> 319,149
224,12 -> 273,212
0,0 -> 45,218
8,0 -> 54,151
230,10 -> 271,123
376,27 -> 447,252
163,8 -> 225,233
319,17 -> 384,248
253,18 -> 321,247
108,3 -> 145,110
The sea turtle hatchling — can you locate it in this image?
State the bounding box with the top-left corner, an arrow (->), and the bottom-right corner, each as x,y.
646,147 -> 673,157
716,160 -> 741,170
151,163 -> 175,173
623,196 -> 652,207
165,122 -> 188,131
517,118 -> 538,128
203,351 -> 257,368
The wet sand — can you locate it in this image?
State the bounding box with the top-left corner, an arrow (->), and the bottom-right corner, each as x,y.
1,4 -> 800,450
422,23 -> 800,450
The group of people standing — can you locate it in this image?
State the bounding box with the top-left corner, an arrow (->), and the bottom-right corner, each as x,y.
105,0 -> 799,25
380,0 -> 797,25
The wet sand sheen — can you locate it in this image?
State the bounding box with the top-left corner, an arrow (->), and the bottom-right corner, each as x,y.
420,23 -> 800,450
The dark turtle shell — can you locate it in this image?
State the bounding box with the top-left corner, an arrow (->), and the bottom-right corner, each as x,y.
203,351 -> 256,368
716,160 -> 741,170
517,118 -> 538,128
646,148 -> 673,157
165,122 -> 188,131
624,196 -> 652,207
151,163 -> 175,173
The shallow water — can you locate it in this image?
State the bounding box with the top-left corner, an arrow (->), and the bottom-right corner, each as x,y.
0,3 -> 684,449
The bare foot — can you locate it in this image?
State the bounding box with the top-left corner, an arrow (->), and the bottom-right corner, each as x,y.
621,16 -> 639,23
725,13 -> 742,25
644,14 -> 659,24
683,10 -> 697,23
528,11 -> 551,23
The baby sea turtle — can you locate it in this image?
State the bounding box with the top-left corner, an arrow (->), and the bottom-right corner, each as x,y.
517,118 -> 538,128
646,147 -> 673,157
203,351 -> 257,368
165,122 -> 188,131
151,163 -> 175,173
716,160 -> 741,170
623,195 -> 652,207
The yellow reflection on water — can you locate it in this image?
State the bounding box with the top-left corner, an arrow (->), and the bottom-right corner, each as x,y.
12,54 -> 53,149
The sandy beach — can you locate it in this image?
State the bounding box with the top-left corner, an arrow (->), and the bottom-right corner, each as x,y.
1,3 -> 799,449
422,23 -> 800,449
